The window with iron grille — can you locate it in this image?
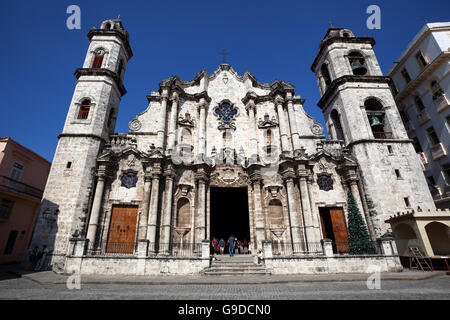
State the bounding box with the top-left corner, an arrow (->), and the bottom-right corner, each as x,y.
77,99 -> 91,120
442,163 -> 450,184
426,127 -> 440,146
0,199 -> 14,220
415,51 -> 428,69
401,68 -> 412,84
415,96 -> 425,111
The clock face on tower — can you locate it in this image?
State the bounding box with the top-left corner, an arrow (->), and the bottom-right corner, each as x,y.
95,49 -> 105,56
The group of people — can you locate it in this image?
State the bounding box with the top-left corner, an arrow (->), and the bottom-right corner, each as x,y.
211,235 -> 252,256
29,245 -> 49,271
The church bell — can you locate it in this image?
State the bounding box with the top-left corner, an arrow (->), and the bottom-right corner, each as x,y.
370,116 -> 383,127
351,60 -> 367,75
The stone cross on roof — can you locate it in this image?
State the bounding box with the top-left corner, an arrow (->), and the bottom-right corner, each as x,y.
219,49 -> 229,64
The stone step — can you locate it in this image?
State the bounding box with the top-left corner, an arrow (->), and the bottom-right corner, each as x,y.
207,266 -> 266,271
203,270 -> 271,276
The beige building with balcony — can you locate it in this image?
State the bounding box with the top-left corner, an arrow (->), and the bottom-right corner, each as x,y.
388,22 -> 450,209
0,137 -> 50,264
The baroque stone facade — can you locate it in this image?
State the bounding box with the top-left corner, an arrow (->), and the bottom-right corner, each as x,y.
28,20 -> 435,274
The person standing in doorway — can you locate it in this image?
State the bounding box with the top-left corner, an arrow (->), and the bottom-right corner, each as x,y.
219,238 -> 225,254
212,237 -> 218,255
227,235 -> 235,256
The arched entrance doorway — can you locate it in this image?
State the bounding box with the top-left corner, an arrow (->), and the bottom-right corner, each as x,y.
209,187 -> 250,252
393,223 -> 419,256
425,222 -> 450,256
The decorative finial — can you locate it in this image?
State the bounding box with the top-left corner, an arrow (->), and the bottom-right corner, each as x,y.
328,21 -> 334,28
117,14 -> 121,20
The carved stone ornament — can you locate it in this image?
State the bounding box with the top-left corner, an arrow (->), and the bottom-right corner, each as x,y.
317,157 -> 333,173
128,118 -> 142,131
266,185 -> 282,198
126,154 -> 136,168
178,112 -> 195,127
258,113 -> 278,129
311,122 -> 324,135
210,166 -> 250,187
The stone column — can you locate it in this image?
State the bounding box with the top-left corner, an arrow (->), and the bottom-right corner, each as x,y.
137,165 -> 152,240
195,169 -> 208,243
86,165 -> 107,248
146,163 -> 162,253
284,172 -> 303,252
159,166 -> 175,254
197,98 -> 208,161
286,92 -> 301,152
156,90 -> 169,152
298,169 -> 316,244
274,95 -> 290,155
307,177 -> 322,241
245,99 -> 259,163
167,92 -> 179,153
349,181 -> 366,223
251,172 -> 265,251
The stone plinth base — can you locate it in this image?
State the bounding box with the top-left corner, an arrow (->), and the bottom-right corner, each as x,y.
264,255 -> 403,275
64,255 -> 210,276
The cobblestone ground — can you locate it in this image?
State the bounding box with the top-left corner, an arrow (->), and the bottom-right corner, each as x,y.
0,273 -> 449,300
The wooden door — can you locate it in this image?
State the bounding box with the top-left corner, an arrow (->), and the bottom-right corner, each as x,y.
106,205 -> 138,254
329,208 -> 349,253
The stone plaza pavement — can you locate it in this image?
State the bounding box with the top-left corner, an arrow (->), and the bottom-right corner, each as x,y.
0,263 -> 449,299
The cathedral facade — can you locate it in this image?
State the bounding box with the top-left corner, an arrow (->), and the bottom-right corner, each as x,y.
29,19 -> 436,274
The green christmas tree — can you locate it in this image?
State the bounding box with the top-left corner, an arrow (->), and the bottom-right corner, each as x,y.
346,190 -> 377,255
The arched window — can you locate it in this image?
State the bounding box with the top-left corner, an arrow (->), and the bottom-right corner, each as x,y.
431,81 -> 444,101
176,198 -> 190,228
104,22 -> 111,30
365,98 -> 391,139
180,128 -> 192,145
330,109 -> 345,141
77,99 -> 91,120
348,51 -> 368,76
117,60 -> 124,78
266,129 -> 272,146
268,199 -> 283,226
222,130 -> 232,146
321,63 -> 332,88
92,48 -> 105,68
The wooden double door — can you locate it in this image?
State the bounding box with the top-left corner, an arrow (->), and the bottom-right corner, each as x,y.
106,205 -> 138,254
319,207 -> 349,254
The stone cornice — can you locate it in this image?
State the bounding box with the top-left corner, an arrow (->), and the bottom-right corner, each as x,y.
317,75 -> 391,110
392,51 -> 450,103
87,28 -> 133,59
146,89 -> 211,104
346,138 -> 413,149
58,133 -> 107,143
311,36 -> 376,72
74,68 -> 127,96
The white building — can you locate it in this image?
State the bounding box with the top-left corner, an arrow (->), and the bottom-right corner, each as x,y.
26,20 -> 440,275
388,22 -> 450,209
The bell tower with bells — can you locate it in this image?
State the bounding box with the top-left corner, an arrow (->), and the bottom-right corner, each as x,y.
311,27 -> 435,237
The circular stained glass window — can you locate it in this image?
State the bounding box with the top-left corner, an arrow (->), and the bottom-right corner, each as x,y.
121,172 -> 138,189
215,103 -> 237,123
317,175 -> 333,191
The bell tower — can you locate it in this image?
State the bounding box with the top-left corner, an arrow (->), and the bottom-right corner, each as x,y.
29,19 -> 133,269
311,27 -> 435,237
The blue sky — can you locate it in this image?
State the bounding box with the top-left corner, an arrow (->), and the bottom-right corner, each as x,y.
1,0 -> 449,161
